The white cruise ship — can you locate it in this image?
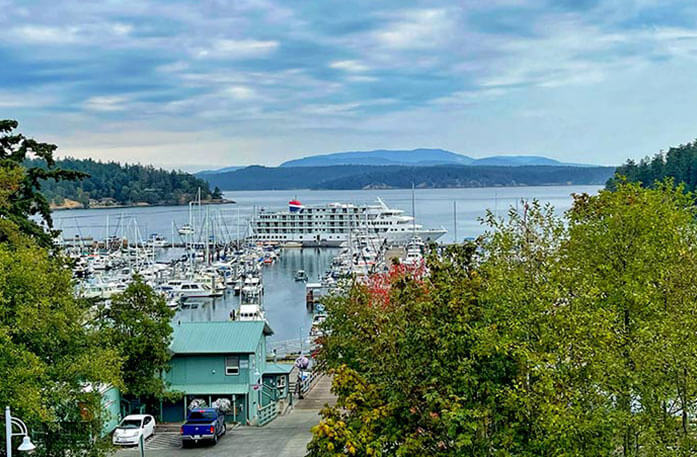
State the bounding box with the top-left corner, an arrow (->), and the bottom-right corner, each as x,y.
251,198 -> 447,247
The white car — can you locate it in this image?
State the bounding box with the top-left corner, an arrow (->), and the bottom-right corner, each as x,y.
112,414 -> 156,446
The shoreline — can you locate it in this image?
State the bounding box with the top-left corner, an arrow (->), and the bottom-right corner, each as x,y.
50,198 -> 235,211
209,183 -> 607,192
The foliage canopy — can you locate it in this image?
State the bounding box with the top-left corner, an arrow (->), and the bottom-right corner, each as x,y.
26,157 -> 216,208
99,276 -> 175,401
0,120 -> 86,246
309,180 -> 697,457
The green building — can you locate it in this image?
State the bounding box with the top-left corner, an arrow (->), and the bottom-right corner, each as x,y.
82,383 -> 123,437
161,320 -> 293,425
100,385 -> 122,436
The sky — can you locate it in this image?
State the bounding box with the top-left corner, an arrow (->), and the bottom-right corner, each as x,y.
2,0 -> 697,170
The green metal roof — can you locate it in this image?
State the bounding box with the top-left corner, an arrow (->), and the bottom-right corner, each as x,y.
168,383 -> 249,395
264,363 -> 294,375
170,321 -> 273,355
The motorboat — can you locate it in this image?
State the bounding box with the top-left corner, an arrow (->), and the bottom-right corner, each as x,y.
237,304 -> 266,321
294,270 -> 308,281
178,224 -> 194,236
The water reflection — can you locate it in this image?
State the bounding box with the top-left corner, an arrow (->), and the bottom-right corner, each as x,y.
174,248 -> 338,341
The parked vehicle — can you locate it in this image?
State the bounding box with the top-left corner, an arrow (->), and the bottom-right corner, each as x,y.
112,414 -> 156,446
180,408 -> 226,447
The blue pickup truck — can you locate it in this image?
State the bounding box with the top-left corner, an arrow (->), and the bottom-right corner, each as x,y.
180,408 -> 226,447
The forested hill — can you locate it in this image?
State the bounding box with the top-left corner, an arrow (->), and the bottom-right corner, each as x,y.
607,140 -> 697,191
27,158 -> 219,209
202,164 -> 615,191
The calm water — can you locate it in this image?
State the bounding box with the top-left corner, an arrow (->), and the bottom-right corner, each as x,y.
53,185 -> 602,341
173,248 -> 337,342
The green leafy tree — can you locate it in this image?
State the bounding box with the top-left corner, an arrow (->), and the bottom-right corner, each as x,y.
557,181 -> 697,456
0,125 -> 120,456
0,219 -> 121,456
0,119 -> 86,246
309,244 -> 519,456
100,276 -> 175,401
309,180 -> 697,457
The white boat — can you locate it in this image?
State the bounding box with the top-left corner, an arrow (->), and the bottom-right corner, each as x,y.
310,313 -> 327,339
401,237 -> 425,266
149,234 -> 167,247
294,270 -> 308,281
161,280 -> 216,298
252,198 -> 446,246
240,277 -> 263,304
237,304 -> 266,321
164,292 -> 181,309
178,224 -> 194,236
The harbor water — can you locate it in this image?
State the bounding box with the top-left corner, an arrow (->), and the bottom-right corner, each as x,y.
53,185 -> 603,342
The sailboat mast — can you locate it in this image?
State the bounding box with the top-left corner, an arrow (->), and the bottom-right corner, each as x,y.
453,200 -> 457,244
411,182 -> 416,239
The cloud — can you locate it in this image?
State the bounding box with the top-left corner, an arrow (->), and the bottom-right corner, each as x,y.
10,22 -> 133,45
13,25 -> 81,44
346,75 -> 378,83
373,9 -> 455,50
223,86 -> 257,100
329,60 -> 370,72
83,96 -> 130,112
195,39 -> 279,59
0,91 -> 57,108
157,61 -> 190,73
4,0 -> 697,167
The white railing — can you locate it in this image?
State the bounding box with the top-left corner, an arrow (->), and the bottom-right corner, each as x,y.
257,401 -> 278,426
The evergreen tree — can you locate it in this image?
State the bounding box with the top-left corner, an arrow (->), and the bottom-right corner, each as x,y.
0,119 -> 86,246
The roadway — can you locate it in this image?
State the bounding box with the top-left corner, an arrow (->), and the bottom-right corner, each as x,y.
114,376 -> 335,457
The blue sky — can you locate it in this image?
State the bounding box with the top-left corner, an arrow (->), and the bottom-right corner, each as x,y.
2,0 -> 697,170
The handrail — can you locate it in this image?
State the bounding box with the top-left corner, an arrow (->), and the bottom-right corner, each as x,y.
261,383 -> 280,402
299,361 -> 326,395
257,401 -> 278,426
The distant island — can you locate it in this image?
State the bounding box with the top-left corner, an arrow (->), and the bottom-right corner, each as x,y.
197,149 -> 613,191
28,158 -> 225,209
201,164 -> 615,191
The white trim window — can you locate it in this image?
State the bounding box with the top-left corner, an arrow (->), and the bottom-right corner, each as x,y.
225,356 -> 240,376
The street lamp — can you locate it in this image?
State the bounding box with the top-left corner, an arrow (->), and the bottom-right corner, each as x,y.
5,406 -> 36,456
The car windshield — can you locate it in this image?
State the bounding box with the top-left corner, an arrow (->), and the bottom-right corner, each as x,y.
188,411 -> 217,420
118,419 -> 142,429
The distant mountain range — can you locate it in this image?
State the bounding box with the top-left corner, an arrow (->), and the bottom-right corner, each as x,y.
194,149 -> 611,191
196,166 -> 244,175
196,149 -> 597,175
278,149 -> 594,168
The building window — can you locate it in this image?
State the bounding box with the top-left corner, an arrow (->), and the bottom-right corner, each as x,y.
225,356 -> 240,376
277,375 -> 286,389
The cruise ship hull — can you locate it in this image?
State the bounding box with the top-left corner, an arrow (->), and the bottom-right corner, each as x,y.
262,228 -> 447,247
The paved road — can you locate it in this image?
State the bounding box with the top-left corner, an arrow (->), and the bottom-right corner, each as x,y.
114,376 -> 335,457
114,409 -> 321,457
295,375 -> 335,410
